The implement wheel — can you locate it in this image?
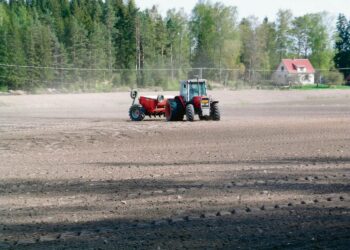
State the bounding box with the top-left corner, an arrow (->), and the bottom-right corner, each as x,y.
129,104 -> 145,121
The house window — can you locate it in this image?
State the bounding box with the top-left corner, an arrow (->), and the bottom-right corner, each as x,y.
281,66 -> 284,71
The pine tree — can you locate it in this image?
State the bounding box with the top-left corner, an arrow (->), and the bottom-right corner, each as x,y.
66,17 -> 88,82
0,3 -> 9,90
114,0 -> 138,84
88,21 -> 108,83
6,4 -> 27,89
239,17 -> 258,79
259,17 -> 278,70
24,18 -> 39,89
335,14 -> 350,77
256,18 -> 274,70
51,33 -> 68,87
104,0 -> 116,71
137,9 -> 156,86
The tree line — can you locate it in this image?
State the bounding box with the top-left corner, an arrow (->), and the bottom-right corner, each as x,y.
0,0 -> 349,91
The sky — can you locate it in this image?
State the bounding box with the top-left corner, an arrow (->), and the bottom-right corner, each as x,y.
135,0 -> 349,21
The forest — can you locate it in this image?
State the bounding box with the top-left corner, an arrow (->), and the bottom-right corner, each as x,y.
0,0 -> 350,91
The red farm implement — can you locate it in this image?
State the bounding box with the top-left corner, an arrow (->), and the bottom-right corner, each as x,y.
129,90 -> 171,121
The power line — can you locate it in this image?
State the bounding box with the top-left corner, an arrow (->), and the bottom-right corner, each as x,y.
0,63 -> 349,72
0,63 -> 109,71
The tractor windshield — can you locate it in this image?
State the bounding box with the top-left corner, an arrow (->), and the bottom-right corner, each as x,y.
189,82 -> 207,100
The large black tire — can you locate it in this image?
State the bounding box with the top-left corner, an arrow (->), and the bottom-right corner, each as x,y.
211,102 -> 220,121
186,104 -> 195,122
166,99 -> 178,121
175,99 -> 184,121
129,104 -> 145,121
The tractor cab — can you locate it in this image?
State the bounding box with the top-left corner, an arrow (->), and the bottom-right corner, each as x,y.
180,79 -> 207,102
179,79 -> 211,118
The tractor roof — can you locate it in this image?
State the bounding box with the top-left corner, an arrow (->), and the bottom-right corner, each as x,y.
186,79 -> 206,84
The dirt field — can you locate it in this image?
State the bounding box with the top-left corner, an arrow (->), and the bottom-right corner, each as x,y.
0,90 -> 350,249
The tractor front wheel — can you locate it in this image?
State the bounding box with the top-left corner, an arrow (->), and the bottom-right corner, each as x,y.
211,102 -> 220,121
186,104 -> 195,122
129,104 -> 145,121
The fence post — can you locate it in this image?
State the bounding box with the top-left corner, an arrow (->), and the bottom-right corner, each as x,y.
248,69 -> 252,87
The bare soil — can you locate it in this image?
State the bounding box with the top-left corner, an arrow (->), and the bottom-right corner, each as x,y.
0,90 -> 349,249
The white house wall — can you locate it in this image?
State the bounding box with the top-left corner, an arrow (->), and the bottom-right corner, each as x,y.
286,73 -> 315,86
298,73 -> 314,85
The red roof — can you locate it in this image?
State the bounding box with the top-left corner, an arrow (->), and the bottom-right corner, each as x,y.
281,59 -> 315,73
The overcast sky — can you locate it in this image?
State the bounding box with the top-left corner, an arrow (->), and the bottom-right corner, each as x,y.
135,0 -> 349,21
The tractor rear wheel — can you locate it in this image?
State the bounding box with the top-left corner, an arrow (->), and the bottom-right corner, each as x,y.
175,99 -> 184,121
186,104 -> 195,122
211,102 -> 220,121
166,99 -> 179,121
129,104 -> 145,121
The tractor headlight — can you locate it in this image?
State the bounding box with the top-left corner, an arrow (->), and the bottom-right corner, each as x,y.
201,99 -> 209,107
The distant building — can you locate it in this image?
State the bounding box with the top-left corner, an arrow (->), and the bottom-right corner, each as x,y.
273,59 -> 315,86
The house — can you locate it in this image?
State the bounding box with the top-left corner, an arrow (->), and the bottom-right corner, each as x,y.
273,59 -> 315,86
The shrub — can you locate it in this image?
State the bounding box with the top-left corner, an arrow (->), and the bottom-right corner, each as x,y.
321,71 -> 344,86
0,85 -> 8,92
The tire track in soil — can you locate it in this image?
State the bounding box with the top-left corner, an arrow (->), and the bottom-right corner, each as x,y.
113,173 -> 350,199
4,194 -> 348,248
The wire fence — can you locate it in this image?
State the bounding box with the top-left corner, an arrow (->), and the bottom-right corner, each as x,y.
0,63 -> 349,91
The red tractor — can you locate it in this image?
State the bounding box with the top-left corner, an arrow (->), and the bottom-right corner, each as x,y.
129,90 -> 170,121
165,79 -> 220,121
